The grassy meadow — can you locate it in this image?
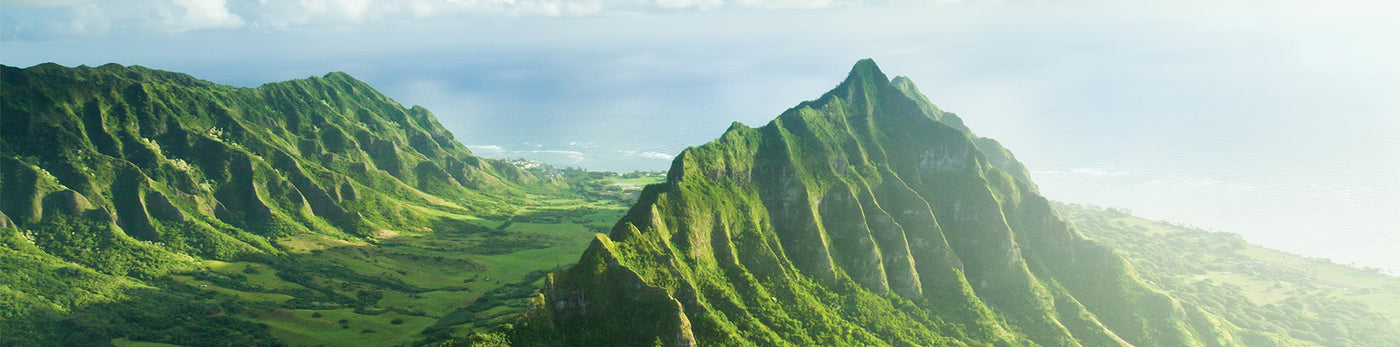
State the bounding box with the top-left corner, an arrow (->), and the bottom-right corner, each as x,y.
141,174 -> 662,346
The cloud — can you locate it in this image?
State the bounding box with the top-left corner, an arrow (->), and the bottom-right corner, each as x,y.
639,151 -> 675,160
1,0 -> 244,39
1032,167 -> 1129,179
523,149 -> 585,165
166,0 -> 244,32
527,149 -> 585,156
618,150 -> 675,161
467,145 -> 586,165
466,144 -> 504,152
1,0 -> 878,40
1,0 -> 97,6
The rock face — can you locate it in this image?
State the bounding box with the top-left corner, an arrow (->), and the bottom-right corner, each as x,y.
538,60 -> 1236,346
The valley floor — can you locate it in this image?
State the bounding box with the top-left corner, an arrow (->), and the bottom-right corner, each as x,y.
165,178 -> 660,346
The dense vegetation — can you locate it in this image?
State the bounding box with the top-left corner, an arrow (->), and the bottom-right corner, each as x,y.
514,59 -> 1370,346
0,63 -> 640,346
1057,203 -> 1400,346
4,61 -> 1395,347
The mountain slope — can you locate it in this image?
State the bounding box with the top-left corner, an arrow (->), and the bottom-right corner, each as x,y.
525,59 -> 1301,346
1058,202 -> 1400,346
0,63 -> 558,345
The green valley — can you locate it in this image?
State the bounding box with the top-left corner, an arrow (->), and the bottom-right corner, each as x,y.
2,60 -> 1395,347
0,62 -> 660,346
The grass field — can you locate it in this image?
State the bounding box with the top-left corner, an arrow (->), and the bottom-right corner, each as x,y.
1058,202 -> 1400,332
129,179 -> 645,346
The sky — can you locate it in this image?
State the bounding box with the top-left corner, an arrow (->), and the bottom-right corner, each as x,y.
2,0 -> 1397,273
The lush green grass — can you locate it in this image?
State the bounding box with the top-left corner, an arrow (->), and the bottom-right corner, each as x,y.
609,175 -> 666,187
243,308 -> 436,347
83,194 -> 632,346
0,62 -> 626,346
201,201 -> 624,346
1058,202 -> 1400,346
206,260 -> 309,291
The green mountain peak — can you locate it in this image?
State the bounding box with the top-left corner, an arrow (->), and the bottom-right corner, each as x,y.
8,60 -> 1395,346
844,58 -> 889,85
522,60 -> 1271,346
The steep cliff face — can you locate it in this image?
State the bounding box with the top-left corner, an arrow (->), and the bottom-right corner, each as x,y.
0,63 -> 547,276
537,60 -> 1245,346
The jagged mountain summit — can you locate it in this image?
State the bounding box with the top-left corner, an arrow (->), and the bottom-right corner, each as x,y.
528,59 -> 1297,346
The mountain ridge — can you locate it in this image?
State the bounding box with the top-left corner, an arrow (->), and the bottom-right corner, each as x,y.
0,62 -> 561,345
5,61 -> 1395,346
523,59 -> 1299,346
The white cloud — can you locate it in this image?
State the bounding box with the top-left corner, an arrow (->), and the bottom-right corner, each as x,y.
165,0 -> 244,32
639,151 -> 675,160
467,144 -> 504,152
523,149 -> 586,164
2,0 -> 888,39
656,0 -> 726,10
1,0 -> 245,39
1032,167 -> 1129,179
618,150 -> 675,160
527,149 -> 585,156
